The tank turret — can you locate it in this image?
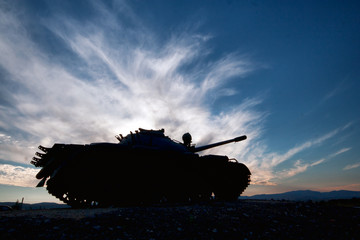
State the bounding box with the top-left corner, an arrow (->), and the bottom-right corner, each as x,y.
31,128 -> 251,207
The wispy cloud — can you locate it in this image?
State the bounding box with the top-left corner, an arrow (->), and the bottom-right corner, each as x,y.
343,162 -> 360,171
329,147 -> 351,158
266,127 -> 342,168
0,164 -> 38,187
0,1 -> 264,186
320,81 -> 348,104
278,146 -> 352,179
0,1 -> 353,190
246,125 -> 351,185
277,158 -> 325,179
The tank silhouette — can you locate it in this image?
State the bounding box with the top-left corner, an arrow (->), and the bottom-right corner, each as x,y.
31,128 -> 251,207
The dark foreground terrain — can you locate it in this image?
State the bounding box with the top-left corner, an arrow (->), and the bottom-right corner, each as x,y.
0,200 -> 359,239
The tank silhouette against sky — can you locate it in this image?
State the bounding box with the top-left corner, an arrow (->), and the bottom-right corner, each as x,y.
31,128 -> 250,207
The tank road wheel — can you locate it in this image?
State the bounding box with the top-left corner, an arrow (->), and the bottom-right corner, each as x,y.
60,192 -> 95,208
46,174 -> 96,208
214,161 -> 251,201
188,174 -> 212,202
63,192 -> 79,208
214,178 -> 239,201
46,176 -> 70,204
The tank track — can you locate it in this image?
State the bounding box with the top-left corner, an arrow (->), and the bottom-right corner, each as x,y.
44,173 -> 251,208
33,144 -> 251,208
45,169 -> 105,208
44,165 -> 251,208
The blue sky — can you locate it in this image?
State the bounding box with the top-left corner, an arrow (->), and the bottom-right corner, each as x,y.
0,0 -> 359,203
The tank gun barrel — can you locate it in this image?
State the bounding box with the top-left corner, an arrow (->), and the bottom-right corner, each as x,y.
192,135 -> 247,152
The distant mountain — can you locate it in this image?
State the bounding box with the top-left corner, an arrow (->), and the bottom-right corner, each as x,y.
24,202 -> 70,210
2,190 -> 359,209
240,190 -> 360,201
0,202 -> 69,210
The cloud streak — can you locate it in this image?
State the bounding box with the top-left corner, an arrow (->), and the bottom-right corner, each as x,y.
0,164 -> 38,187
344,162 -> 360,171
245,124 -> 352,185
0,1 -> 263,186
0,1 -> 354,191
278,158 -> 325,179
330,148 -> 351,158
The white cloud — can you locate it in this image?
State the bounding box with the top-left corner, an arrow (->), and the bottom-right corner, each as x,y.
245,125 -> 349,185
0,1 -> 352,190
329,147 -> 351,158
0,164 -> 38,187
271,146 -> 352,180
269,127 -> 341,167
0,2 -> 261,175
343,162 -> 360,171
277,158 -> 326,179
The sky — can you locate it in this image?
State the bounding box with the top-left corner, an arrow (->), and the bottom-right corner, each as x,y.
0,0 -> 359,203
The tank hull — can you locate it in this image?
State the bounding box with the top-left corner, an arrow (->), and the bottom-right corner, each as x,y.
32,129 -> 251,207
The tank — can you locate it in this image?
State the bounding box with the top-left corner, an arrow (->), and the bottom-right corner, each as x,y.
31,128 -> 251,207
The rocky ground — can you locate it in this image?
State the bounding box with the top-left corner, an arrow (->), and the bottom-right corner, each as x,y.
0,200 -> 359,239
